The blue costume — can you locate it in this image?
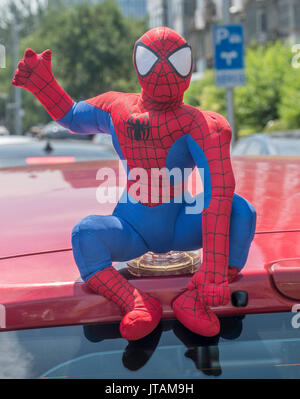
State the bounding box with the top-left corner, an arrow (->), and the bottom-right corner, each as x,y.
59,100 -> 256,282
14,26 -> 256,339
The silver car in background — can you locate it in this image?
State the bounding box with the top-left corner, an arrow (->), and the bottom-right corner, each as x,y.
232,131 -> 300,156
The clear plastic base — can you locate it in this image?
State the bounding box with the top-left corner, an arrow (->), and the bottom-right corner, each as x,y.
127,250 -> 202,277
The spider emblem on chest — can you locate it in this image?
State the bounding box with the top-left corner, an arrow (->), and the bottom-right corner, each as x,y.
126,116 -> 150,141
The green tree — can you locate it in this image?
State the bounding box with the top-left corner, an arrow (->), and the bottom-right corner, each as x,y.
235,41 -> 291,134
184,41 -> 294,137
0,0 -> 146,131
0,0 -> 47,128
0,0 -> 47,51
19,0 -> 146,130
184,70 -> 225,115
278,55 -> 300,129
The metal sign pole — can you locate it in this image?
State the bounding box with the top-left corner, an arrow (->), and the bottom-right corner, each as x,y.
11,1 -> 23,136
226,85 -> 235,143
223,0 -> 236,143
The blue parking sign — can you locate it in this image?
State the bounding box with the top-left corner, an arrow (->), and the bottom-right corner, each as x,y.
213,25 -> 245,87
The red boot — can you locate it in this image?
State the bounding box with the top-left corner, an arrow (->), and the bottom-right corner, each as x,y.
87,266 -> 162,341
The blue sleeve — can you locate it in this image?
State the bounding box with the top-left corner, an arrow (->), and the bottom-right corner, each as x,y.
57,101 -> 112,135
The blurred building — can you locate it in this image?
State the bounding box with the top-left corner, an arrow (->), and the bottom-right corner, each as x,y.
231,0 -> 300,45
64,0 -> 147,19
147,0 -> 300,76
118,0 -> 147,18
147,0 -> 221,75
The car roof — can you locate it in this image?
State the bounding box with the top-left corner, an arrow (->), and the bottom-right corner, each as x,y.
0,135 -> 34,145
241,130 -> 300,139
0,138 -> 118,168
0,157 -> 300,330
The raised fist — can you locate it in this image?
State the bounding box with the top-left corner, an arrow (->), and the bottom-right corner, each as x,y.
12,48 -> 73,120
12,48 -> 53,94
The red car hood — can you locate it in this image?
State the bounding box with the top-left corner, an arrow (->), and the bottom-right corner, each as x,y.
1,156 -> 300,330
0,160 -> 119,259
1,156 -> 300,259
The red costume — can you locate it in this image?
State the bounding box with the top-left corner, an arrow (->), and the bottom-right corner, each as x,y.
13,27 -> 256,340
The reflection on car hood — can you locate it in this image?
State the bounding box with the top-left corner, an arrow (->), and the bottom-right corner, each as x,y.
0,160 -> 120,259
0,157 -> 300,259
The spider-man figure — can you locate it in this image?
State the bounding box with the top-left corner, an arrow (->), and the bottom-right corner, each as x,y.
13,27 -> 256,340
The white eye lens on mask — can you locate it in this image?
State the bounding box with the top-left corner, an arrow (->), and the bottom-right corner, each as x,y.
168,46 -> 192,77
135,44 -> 159,77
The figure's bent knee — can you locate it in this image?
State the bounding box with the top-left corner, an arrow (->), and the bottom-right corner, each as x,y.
72,215 -> 106,244
72,215 -> 101,234
229,194 -> 257,271
233,194 -> 256,234
71,215 -> 113,282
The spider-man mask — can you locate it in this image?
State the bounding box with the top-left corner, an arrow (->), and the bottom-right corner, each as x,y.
133,27 -> 193,107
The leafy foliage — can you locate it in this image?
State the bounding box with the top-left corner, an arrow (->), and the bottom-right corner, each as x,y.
0,0 -> 47,129
278,53 -> 300,129
0,0 -> 146,131
1,3 -> 299,136
185,41 -> 298,137
0,0 -> 47,51
184,70 -> 225,115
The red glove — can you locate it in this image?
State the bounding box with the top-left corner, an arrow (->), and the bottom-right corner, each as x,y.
186,266 -> 230,307
12,48 -> 74,120
172,266 -> 239,337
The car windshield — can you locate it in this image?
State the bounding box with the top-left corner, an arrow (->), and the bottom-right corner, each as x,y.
0,313 -> 299,379
271,138 -> 300,155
